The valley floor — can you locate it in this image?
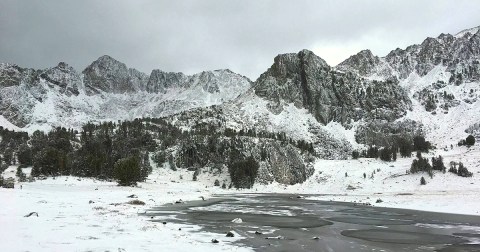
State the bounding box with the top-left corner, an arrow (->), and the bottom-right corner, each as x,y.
1,145 -> 479,251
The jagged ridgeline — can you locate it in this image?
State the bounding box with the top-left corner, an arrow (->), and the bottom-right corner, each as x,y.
337,28 -> 480,83
0,55 -> 251,128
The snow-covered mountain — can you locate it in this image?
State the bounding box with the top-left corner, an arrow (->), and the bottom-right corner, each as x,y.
337,25 -> 480,146
1,25 -> 479,154
0,56 -> 252,131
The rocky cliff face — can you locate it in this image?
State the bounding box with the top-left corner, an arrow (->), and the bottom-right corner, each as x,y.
146,70 -> 188,93
172,135 -> 313,185
147,69 -> 248,95
255,49 -> 411,125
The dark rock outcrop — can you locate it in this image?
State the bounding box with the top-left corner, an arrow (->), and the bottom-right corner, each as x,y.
146,70 -> 187,93
169,135 -> 313,186
146,69 -> 245,95
83,55 -> 148,94
255,49 -> 411,125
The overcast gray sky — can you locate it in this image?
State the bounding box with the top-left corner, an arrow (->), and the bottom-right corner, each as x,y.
0,0 -> 479,80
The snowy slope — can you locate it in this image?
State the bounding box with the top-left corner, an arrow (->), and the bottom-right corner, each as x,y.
227,91 -> 353,159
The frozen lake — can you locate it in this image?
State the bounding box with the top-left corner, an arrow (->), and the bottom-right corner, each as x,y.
145,194 -> 480,251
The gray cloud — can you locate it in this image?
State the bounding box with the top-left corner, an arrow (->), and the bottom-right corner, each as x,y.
0,0 -> 479,80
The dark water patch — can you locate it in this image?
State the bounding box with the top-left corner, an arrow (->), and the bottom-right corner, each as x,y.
145,194 -> 480,251
329,216 -> 415,225
435,244 -> 480,252
453,232 -> 480,238
341,229 -> 467,245
187,211 -> 333,229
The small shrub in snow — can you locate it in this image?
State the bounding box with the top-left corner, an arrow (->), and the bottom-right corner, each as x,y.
420,176 -> 426,185
379,147 -> 396,162
448,162 -> 458,174
114,156 -> 142,186
448,162 -> 473,177
127,199 -> 146,205
222,182 -> 226,189
431,156 -> 446,172
363,173 -> 366,179
379,148 -> 390,161
168,154 -> 177,171
214,179 -> 220,186
351,151 -> 360,159
465,135 -> 475,146
193,168 -> 200,181
2,178 -> 15,189
16,167 -> 27,182
458,162 -> 473,177
413,136 -> 431,152
366,146 -> 379,158
410,152 -> 433,178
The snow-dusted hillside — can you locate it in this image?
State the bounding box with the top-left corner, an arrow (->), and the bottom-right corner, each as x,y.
247,144 -> 480,215
399,66 -> 480,147
223,90 -> 354,159
336,25 -> 480,149
0,59 -> 251,132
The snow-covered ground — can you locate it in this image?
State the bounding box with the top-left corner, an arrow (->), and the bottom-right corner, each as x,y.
0,166 -> 250,252
2,144 -> 479,251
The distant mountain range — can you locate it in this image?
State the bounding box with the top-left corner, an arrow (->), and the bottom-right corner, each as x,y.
1,25 -> 480,159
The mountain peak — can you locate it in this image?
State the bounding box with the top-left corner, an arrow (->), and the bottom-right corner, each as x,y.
82,55 -> 147,94
96,54 -> 120,63
336,49 -> 381,76
56,62 -> 70,69
271,49 -> 329,74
